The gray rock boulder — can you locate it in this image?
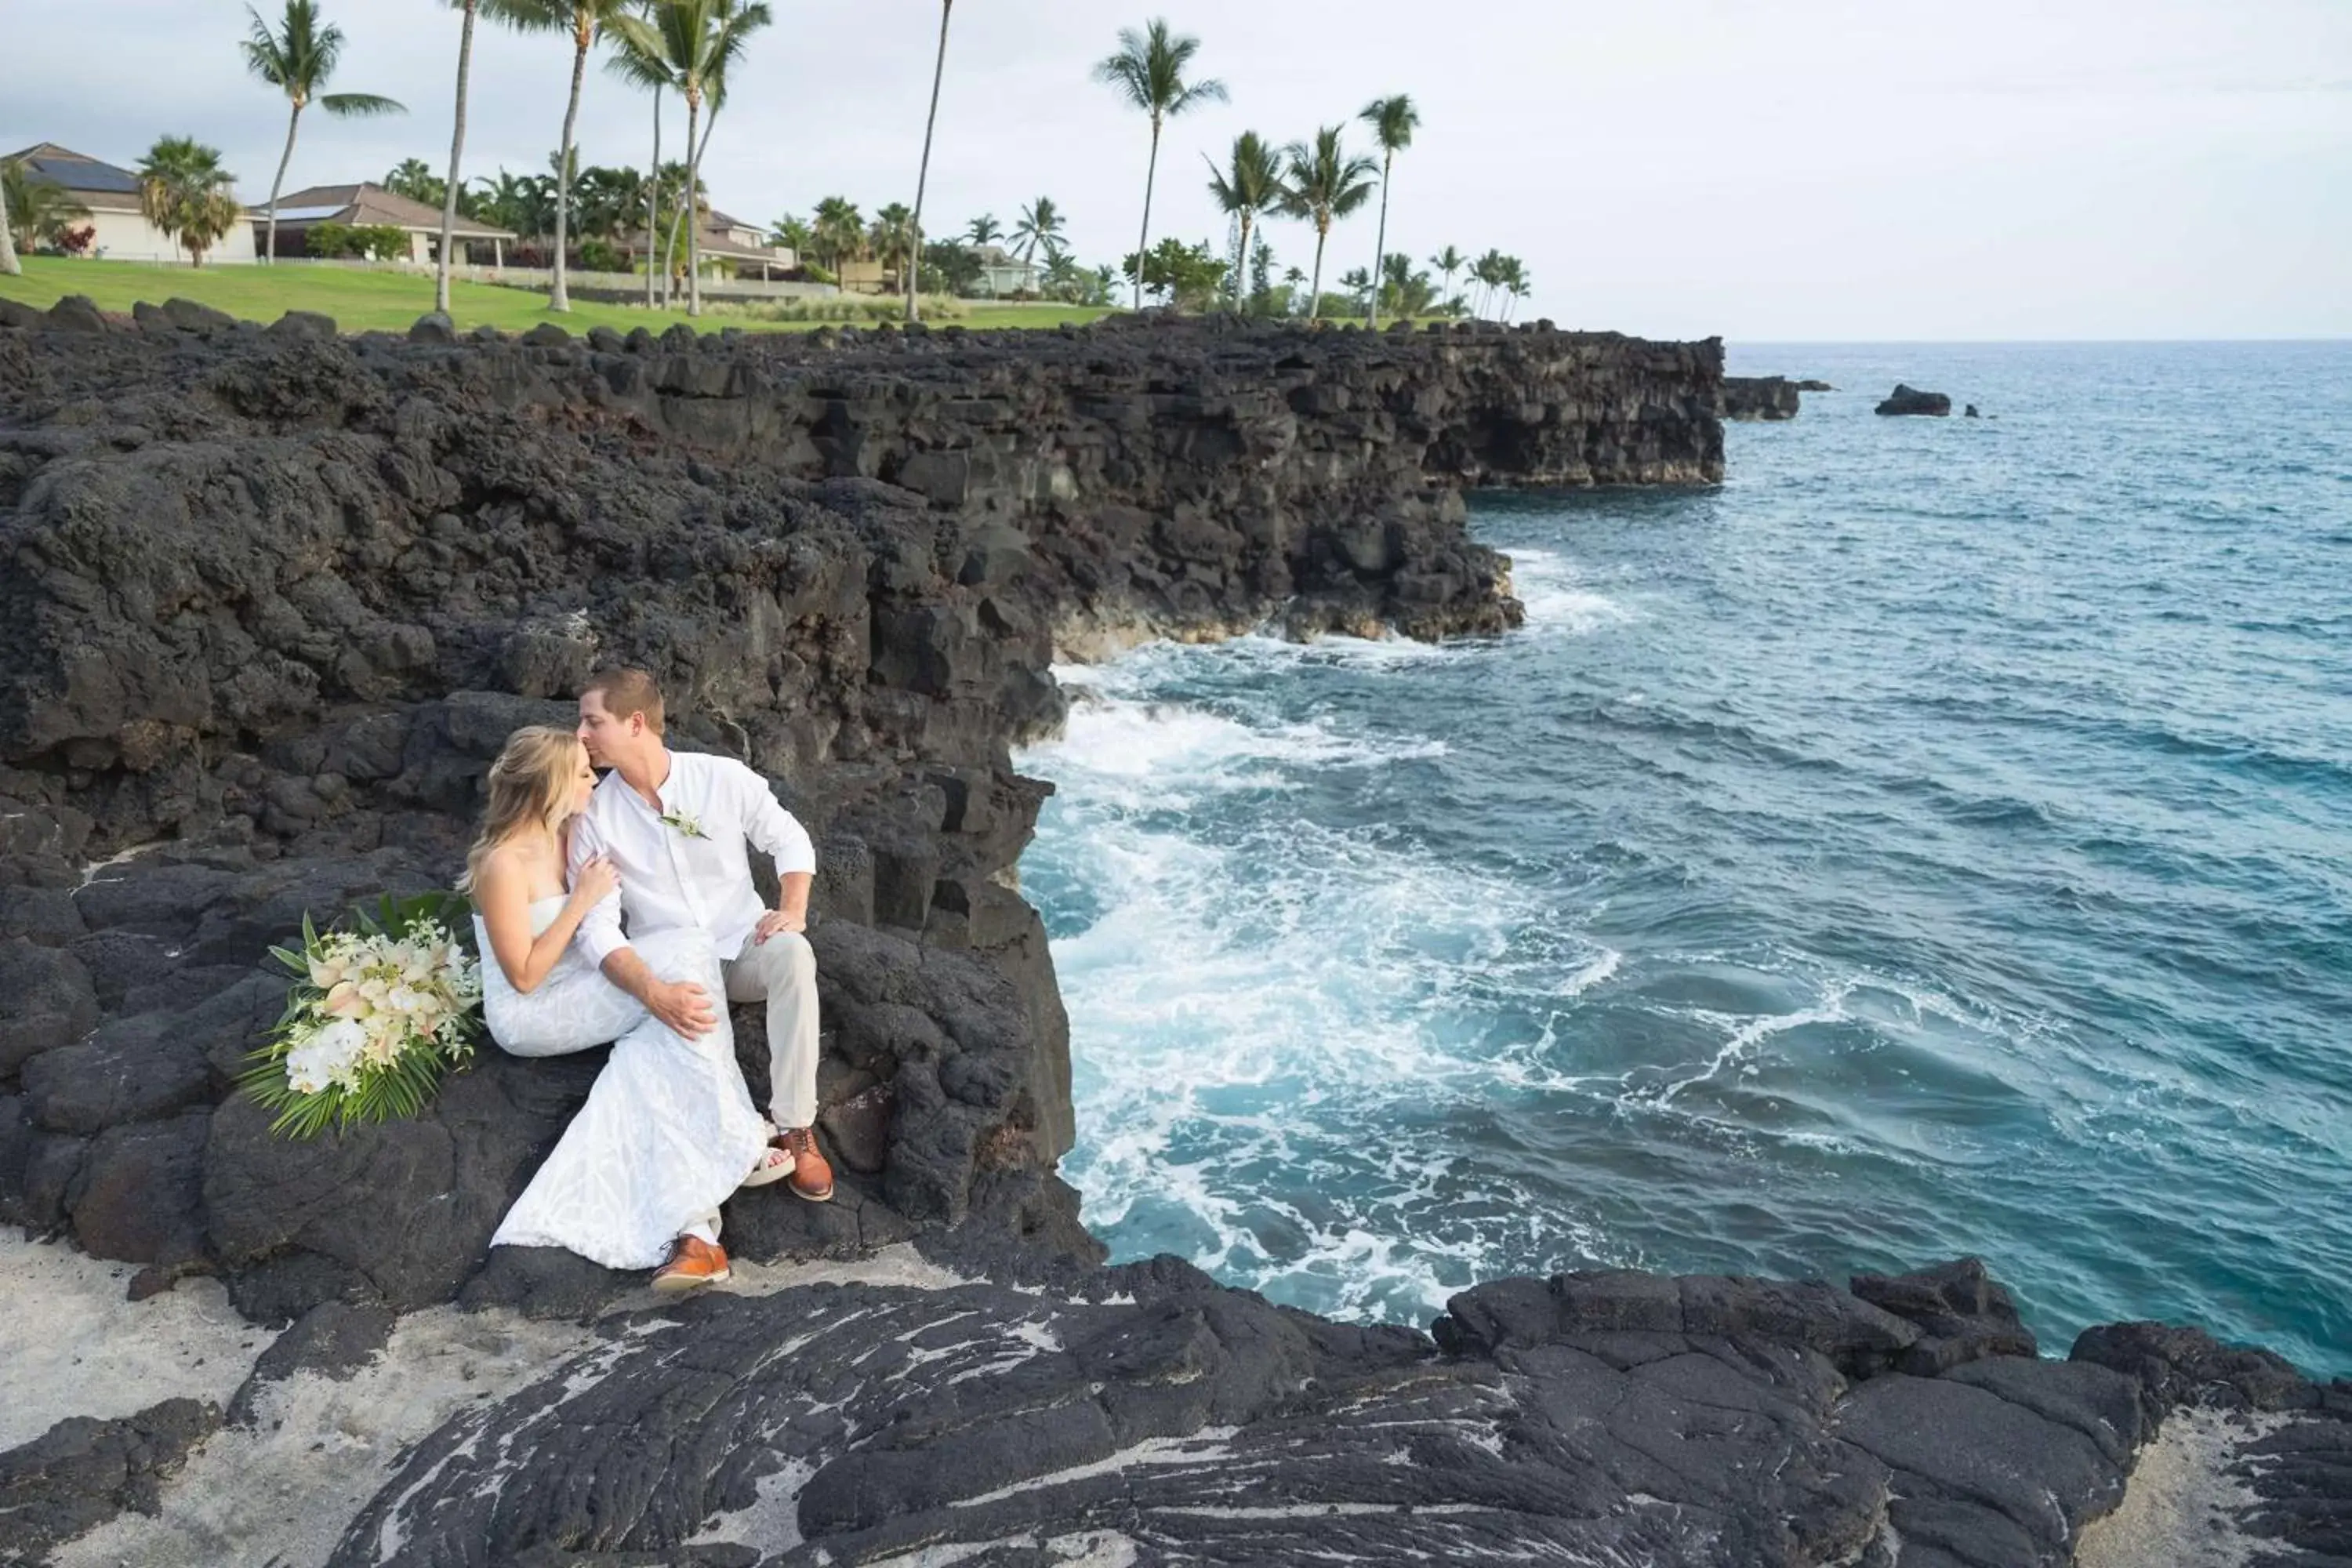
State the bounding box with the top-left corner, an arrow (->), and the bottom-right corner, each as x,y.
0,1397 -> 220,1564
0,939 -> 99,1079
1875,383 -> 1952,416
1722,374 -> 1802,420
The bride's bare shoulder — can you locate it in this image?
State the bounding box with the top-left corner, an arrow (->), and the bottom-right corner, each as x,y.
473,841 -> 528,899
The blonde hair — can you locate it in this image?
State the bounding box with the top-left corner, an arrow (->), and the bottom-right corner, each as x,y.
582,666 -> 665,737
461,727 -> 588,892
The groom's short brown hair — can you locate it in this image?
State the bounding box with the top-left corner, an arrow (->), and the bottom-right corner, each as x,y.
583,666 -> 666,736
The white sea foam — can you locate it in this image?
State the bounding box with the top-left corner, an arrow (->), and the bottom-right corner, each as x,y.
1019,643 -> 1628,1321
1504,548 -> 1637,635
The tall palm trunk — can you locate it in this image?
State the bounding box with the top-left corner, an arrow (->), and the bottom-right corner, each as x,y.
1133,111 -> 1162,310
1233,211 -> 1254,309
663,106 -> 717,311
263,100 -> 308,265
1309,219 -> 1330,319
437,0 -> 480,314
906,0 -> 953,323
551,16 -> 591,313
1367,150 -> 1392,326
0,207 -> 18,276
683,87 -> 704,316
644,87 -> 660,308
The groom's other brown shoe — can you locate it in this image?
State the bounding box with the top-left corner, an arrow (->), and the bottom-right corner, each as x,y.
781,1127 -> 834,1203
652,1234 -> 730,1291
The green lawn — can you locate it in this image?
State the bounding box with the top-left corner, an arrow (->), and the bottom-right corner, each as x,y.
0,258 -> 1111,336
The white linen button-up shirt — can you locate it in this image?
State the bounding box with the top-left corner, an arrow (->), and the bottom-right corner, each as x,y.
569,750 -> 817,968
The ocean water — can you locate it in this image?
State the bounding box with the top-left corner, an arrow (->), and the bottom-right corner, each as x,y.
1015,342 -> 2352,1378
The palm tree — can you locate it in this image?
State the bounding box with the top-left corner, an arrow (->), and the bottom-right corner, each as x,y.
435,0 -> 482,311
1357,93 -> 1418,326
1429,244 -> 1465,312
906,0 -> 953,322
474,168 -> 557,239
812,195 -> 865,278
1094,19 -> 1225,310
1500,256 -> 1530,322
870,201 -> 916,296
481,0 -> 631,310
1205,131 -> 1283,310
964,213 -> 1001,246
1277,126 -> 1378,319
1470,249 -> 1507,319
383,158 -> 441,205
138,136 -> 245,267
768,212 -> 813,256
608,0 -> 771,316
1379,252 -> 1436,319
242,1 -> 405,267
4,160 -> 93,256
1011,196 -> 1064,265
0,199 -> 16,275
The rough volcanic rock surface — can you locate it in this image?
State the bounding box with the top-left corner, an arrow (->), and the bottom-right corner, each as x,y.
1722,373 -> 1803,419
0,312 -> 1722,1323
1875,383 -> 1954,416
320,1258 -> 2352,1568
0,1397 -> 220,1566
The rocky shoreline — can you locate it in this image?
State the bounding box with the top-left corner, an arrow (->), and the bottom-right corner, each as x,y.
1,304 -> 2343,1566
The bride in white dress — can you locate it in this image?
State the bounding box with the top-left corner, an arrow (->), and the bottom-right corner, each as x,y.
463,727 -> 786,1290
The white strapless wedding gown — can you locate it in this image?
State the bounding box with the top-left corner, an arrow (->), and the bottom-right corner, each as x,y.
479,898 -> 769,1269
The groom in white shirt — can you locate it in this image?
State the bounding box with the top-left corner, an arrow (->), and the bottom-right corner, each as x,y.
569,666 -> 833,1204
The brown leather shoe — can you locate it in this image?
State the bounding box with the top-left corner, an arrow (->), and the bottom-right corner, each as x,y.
780,1126 -> 833,1203
651,1234 -> 730,1291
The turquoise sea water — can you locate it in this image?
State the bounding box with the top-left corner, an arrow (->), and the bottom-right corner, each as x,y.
1017,343 -> 2352,1377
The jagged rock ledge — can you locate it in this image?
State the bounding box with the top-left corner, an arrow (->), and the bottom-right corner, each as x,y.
1722,372 -> 1805,420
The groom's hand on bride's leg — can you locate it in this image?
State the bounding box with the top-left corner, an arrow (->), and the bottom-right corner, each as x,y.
604,946 -> 721,1039
647,978 -> 719,1038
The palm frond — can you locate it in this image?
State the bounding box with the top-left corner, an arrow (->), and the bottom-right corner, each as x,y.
321,92 -> 406,117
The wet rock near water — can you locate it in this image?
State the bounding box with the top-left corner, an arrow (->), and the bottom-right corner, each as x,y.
308,1256 -> 2349,1568
1876,383 -> 1954,416
1722,374 -> 1805,420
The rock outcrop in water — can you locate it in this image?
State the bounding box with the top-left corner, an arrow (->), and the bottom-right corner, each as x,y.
4,305 -> 2344,1566
1722,374 -> 1804,420
1876,383 -> 1954,416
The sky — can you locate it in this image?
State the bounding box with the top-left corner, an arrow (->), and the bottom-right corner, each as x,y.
9,0 -> 2350,339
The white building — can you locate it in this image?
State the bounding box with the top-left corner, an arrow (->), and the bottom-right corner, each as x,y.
6,143 -> 259,264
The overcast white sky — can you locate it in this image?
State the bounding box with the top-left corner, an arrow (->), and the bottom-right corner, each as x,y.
10,0 -> 2349,339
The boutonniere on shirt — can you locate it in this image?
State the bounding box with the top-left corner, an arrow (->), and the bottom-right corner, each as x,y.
659,809 -> 708,840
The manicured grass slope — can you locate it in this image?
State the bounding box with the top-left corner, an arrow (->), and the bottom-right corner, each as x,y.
0,258 -> 1108,335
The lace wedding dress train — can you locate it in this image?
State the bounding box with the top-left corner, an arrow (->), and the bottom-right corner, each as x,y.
481,898 -> 769,1269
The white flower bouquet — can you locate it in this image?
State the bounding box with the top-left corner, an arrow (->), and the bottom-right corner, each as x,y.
240,892 -> 485,1138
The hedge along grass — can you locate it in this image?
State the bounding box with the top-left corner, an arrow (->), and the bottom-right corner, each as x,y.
0,257 -> 1111,336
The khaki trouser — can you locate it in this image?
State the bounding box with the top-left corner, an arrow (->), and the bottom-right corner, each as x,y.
723,929 -> 819,1130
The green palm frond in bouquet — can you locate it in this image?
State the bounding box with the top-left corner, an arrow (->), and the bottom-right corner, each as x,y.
239,890 -> 486,1139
